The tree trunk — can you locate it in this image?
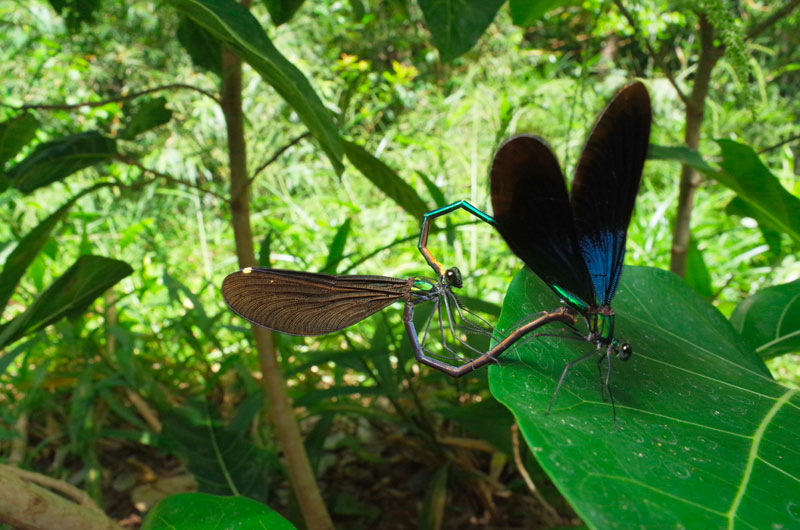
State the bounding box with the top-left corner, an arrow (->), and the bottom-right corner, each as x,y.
669,14 -> 723,277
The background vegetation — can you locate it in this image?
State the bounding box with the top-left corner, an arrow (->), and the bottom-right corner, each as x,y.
1,0 -> 798,529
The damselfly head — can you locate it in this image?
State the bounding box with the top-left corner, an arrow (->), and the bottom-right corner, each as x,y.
444,267 -> 462,288
617,342 -> 633,361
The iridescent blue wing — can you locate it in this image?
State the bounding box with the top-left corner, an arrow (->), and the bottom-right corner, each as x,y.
571,81 -> 651,306
491,135 -> 595,308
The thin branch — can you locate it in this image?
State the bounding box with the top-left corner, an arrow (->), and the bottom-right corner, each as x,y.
242,131 -> 311,198
613,0 -> 690,106
5,83 -> 220,111
747,0 -> 800,40
511,423 -> 562,526
758,132 -> 800,154
115,154 -> 227,200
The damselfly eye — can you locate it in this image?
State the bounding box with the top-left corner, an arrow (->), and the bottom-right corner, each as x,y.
445,267 -> 462,288
617,343 -> 632,361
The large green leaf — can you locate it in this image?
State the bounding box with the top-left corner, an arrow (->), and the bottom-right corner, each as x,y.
417,0 -> 505,61
157,404 -> 281,500
508,0 -> 571,26
0,113 -> 40,167
343,140 -> 428,219
715,140 -> 800,243
264,0 -> 305,25
119,97 -> 173,140
648,144 -> 716,174
730,280 -> 800,360
141,493 -> 297,530
5,131 -> 117,194
489,266 -> 798,529
0,255 -> 133,350
168,0 -> 344,173
177,15 -> 222,76
0,203 -> 71,313
0,184 -> 117,314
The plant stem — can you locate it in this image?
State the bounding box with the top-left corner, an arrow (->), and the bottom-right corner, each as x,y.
220,40 -> 334,530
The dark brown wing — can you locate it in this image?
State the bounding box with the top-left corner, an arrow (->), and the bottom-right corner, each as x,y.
571,81 -> 651,306
490,135 -> 595,306
221,267 -> 409,336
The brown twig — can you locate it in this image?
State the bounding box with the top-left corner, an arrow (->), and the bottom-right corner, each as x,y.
758,132 -> 800,154
114,154 -> 227,201
613,0 -> 690,106
747,0 -> 800,40
241,131 -> 311,200
511,423 -> 562,526
5,83 -> 219,111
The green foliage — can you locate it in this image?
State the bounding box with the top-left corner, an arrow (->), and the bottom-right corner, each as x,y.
342,140 -> 429,219
0,114 -> 40,168
177,16 -> 223,76
491,266 -> 797,528
417,0 -> 505,61
157,403 -> 282,500
169,0 -> 345,173
119,97 -> 173,140
142,493 -> 297,530
2,0 -> 799,527
264,0 -> 306,26
730,281 -> 800,360
508,0 -> 569,26
0,255 -> 133,350
5,132 -> 117,194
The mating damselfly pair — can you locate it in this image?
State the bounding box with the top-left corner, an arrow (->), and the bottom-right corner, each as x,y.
222,82 -> 651,415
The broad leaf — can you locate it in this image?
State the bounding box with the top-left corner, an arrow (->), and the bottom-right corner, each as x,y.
0,255 -> 133,350
142,493 -> 296,530
6,131 -> 117,194
157,404 -> 280,500
177,15 -> 222,76
343,141 -> 428,219
716,140 -> 800,243
726,197 -> 783,255
0,114 -> 40,167
648,144 -> 716,174
509,0 -> 570,26
730,280 -> 800,360
119,97 -> 173,140
418,0 -> 505,61
490,267 -> 798,529
0,202 -> 72,313
264,0 -> 305,25
169,0 -> 344,173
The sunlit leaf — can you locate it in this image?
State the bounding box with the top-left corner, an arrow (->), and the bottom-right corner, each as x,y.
490,267 -> 797,528
418,0 -> 505,61
509,0 -> 570,26
715,140 -> 800,243
730,280 -> 800,360
142,493 -> 296,530
321,218 -> 351,274
685,237 -> 712,298
119,97 -> 173,140
6,131 -> 117,194
0,113 -> 39,167
0,255 -> 133,350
